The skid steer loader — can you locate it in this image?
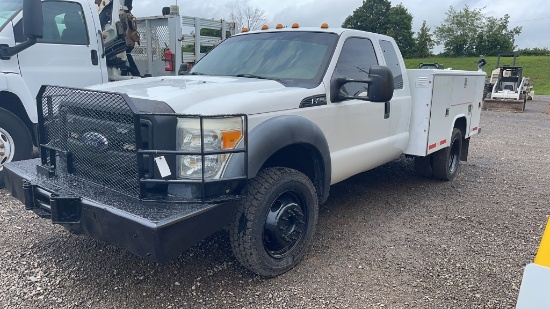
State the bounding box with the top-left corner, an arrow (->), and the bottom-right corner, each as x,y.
483,54 -> 533,112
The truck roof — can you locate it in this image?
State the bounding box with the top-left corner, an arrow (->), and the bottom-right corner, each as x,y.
234,27 -> 396,42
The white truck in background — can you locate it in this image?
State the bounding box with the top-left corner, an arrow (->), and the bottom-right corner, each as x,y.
4,25 -> 487,277
0,0 -> 188,186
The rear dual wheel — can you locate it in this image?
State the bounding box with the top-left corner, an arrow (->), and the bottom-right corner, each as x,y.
432,128 -> 462,181
414,128 -> 463,181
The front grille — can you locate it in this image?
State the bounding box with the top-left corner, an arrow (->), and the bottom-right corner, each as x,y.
39,86 -> 141,197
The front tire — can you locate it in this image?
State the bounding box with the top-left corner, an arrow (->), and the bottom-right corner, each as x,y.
230,167 -> 318,277
0,108 -> 33,188
432,128 -> 462,181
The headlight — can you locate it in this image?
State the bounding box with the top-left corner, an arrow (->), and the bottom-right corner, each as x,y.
176,117 -> 244,180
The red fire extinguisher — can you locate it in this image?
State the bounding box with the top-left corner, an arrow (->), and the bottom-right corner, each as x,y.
163,48 -> 174,71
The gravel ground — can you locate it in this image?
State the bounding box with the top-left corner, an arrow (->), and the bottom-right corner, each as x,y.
1,97 -> 549,308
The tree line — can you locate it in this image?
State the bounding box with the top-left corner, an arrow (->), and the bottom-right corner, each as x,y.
343,0 -> 527,58
183,1 -> 546,59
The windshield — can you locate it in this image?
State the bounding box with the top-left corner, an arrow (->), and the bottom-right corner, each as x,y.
0,0 -> 22,31
190,31 -> 339,88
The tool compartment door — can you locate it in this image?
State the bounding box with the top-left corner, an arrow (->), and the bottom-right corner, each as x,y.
427,73 -> 481,155
467,75 -> 485,137
426,74 -> 456,155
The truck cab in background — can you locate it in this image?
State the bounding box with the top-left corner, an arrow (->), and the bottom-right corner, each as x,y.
0,0 -> 110,186
0,0 -> 183,186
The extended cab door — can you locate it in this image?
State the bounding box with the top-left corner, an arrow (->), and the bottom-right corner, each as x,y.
378,39 -> 411,153
327,35 -> 391,184
15,0 -> 106,99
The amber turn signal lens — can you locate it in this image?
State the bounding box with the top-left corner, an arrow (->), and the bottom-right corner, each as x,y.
221,130 -> 242,149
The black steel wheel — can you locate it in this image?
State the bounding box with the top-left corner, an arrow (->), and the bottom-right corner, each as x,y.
230,167 -> 318,277
432,128 -> 462,181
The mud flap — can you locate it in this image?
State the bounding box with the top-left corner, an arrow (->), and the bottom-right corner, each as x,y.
460,138 -> 470,161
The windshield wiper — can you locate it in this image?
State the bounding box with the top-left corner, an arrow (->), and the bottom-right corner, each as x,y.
187,71 -> 206,75
235,74 -> 285,85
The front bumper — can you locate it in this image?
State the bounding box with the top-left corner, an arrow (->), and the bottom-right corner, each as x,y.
4,159 -> 238,262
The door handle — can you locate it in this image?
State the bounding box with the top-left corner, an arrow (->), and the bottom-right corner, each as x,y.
384,101 -> 390,119
91,50 -> 99,65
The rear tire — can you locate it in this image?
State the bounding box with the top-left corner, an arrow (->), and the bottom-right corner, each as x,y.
0,108 -> 33,188
230,167 -> 318,277
432,128 -> 462,181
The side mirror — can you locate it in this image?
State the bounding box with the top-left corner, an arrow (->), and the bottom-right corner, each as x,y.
0,0 -> 43,60
178,63 -> 189,75
477,58 -> 487,71
23,0 -> 43,39
330,65 -> 394,103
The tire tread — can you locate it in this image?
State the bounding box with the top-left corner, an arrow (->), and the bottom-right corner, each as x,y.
229,167 -> 318,277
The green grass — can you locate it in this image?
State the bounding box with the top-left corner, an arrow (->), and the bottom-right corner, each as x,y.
404,56 -> 550,95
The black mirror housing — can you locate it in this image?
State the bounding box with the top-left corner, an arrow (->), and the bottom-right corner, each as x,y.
477,58 -> 487,70
330,65 -> 394,103
23,0 -> 43,39
0,0 -> 43,59
178,63 -> 189,75
367,66 -> 394,102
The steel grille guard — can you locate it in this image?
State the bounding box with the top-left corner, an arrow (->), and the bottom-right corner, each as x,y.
36,85 -> 248,202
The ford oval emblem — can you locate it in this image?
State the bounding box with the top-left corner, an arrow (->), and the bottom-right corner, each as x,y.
81,132 -> 109,151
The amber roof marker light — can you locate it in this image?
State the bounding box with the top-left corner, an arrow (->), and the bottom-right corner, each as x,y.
321,23 -> 329,29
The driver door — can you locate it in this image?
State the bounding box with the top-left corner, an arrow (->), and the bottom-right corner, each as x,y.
328,36 -> 391,183
16,0 -> 106,99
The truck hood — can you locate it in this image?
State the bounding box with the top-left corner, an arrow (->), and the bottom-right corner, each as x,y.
89,76 -> 324,115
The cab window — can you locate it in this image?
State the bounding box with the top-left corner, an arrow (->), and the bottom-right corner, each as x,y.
15,1 -> 89,45
379,40 -> 403,89
334,37 -> 378,96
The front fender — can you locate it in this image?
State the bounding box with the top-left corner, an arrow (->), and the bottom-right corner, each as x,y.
225,115 -> 331,203
3,73 -> 37,123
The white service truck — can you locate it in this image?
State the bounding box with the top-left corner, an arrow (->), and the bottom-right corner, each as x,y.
3,25 -> 486,277
0,0 -> 186,186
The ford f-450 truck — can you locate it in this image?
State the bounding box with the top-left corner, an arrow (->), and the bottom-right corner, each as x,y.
3,25 -> 486,277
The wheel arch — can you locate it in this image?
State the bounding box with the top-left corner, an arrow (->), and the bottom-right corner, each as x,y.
452,116 -> 469,161
0,91 -> 37,145
225,115 -> 331,204
453,116 -> 467,137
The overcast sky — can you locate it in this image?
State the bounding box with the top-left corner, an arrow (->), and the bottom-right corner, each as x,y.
132,0 -> 550,52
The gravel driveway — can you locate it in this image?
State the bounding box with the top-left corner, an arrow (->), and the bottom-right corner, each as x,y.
1,97 -> 549,308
